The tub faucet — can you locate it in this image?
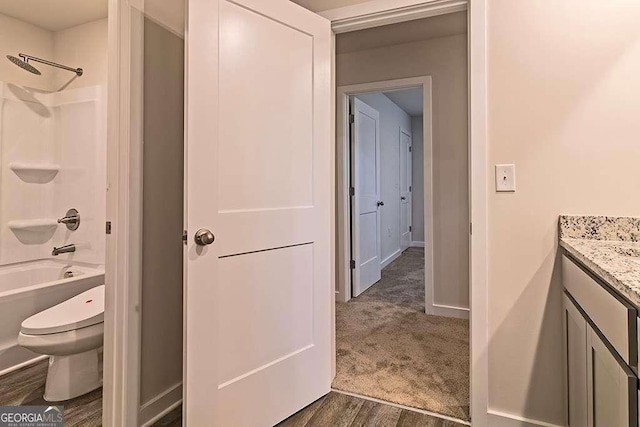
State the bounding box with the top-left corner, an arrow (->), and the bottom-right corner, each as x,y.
52,244 -> 76,256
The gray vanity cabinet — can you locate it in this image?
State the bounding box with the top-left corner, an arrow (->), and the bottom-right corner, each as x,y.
563,293 -> 588,426
563,293 -> 636,426
586,323 -> 636,426
562,254 -> 639,427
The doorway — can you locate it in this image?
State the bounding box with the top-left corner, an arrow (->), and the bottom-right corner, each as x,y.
334,11 -> 471,425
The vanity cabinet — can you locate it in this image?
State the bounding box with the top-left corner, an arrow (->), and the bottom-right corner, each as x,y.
562,255 -> 639,427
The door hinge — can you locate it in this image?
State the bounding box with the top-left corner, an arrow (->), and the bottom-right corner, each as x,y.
105,221 -> 111,234
470,223 -> 473,235
409,146 -> 412,152
409,226 -> 412,232
409,185 -> 412,192
349,186 -> 355,196
349,114 -> 354,124
182,230 -> 188,244
350,260 -> 356,269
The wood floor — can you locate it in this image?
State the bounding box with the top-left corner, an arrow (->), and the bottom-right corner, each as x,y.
0,359 -> 102,427
277,392 -> 466,427
0,362 -> 465,426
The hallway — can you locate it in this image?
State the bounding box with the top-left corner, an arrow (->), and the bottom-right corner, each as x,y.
333,248 -> 470,421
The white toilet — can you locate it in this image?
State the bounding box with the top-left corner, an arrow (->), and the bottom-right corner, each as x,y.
18,285 -> 105,402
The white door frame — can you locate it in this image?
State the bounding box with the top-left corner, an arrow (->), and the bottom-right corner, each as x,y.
336,77 -> 433,306
105,0 -> 488,425
324,0 -> 488,425
103,0 -> 142,425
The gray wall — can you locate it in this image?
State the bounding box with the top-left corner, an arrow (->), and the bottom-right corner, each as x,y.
355,93 -> 411,264
337,33 -> 469,310
140,18 -> 184,407
411,116 -> 424,243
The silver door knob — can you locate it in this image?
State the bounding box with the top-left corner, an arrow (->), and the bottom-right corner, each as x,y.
194,229 -> 215,246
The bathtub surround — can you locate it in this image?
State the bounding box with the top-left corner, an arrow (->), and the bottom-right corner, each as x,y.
334,248 -> 470,421
0,82 -> 106,266
559,215 -> 640,307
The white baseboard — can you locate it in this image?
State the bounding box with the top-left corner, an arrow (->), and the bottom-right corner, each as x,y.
380,249 -> 402,269
139,382 -> 182,426
410,241 -> 425,247
0,354 -> 47,378
427,303 -> 470,319
487,409 -> 563,427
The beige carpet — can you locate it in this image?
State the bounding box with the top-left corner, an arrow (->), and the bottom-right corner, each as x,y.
333,248 -> 470,421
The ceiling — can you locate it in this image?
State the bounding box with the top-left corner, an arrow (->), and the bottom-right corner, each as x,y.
0,0 -> 107,31
336,11 -> 467,54
385,89 -> 423,117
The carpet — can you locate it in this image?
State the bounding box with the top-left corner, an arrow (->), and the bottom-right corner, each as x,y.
333,248 -> 470,421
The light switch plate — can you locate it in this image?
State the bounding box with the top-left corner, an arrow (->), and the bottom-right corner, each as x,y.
495,164 -> 516,192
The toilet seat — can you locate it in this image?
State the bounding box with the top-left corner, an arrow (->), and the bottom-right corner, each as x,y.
21,285 -> 105,335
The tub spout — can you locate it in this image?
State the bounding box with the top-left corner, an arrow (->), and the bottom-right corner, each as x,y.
52,244 -> 75,256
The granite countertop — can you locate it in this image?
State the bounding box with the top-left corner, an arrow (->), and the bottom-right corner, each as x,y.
560,216 -> 640,307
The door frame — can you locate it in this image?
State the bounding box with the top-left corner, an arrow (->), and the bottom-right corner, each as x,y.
324,0 -> 488,425
398,126 -> 412,253
105,0 -> 488,425
336,77 -> 433,306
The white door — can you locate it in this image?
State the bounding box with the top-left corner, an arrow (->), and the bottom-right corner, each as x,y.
400,129 -> 412,252
351,97 -> 381,297
185,1 -> 332,425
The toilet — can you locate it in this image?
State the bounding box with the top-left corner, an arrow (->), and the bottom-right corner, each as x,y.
18,285 -> 105,402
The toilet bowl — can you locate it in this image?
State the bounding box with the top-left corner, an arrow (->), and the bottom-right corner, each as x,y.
18,285 -> 105,402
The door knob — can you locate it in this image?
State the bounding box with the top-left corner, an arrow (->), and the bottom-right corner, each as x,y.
401,196 -> 406,201
194,229 -> 215,246
377,201 -> 384,207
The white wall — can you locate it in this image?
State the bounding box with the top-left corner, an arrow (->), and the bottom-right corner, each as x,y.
0,13 -> 54,91
53,19 -> 108,90
487,1 -> 640,424
356,93 -> 411,265
411,116 -> 424,243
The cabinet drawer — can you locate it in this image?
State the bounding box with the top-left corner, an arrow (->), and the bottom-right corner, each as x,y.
563,255 -> 637,366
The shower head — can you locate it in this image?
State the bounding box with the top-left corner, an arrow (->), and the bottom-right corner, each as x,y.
6,55 -> 41,75
6,53 -> 82,77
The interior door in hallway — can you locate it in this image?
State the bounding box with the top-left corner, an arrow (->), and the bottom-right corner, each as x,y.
400,129 -> 412,252
185,0 -> 332,425
351,97 -> 381,297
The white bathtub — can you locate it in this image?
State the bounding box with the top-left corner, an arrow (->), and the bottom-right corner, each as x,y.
0,259 -> 104,376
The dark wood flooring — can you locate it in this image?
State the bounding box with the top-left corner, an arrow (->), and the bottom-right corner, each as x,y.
0,362 -> 465,426
155,392 -> 466,426
0,359 -> 102,427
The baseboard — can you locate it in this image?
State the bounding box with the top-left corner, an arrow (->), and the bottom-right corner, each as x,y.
487,409 -> 563,427
139,382 -> 182,426
380,249 -> 402,269
410,241 -> 425,248
0,354 -> 47,378
427,303 -> 470,319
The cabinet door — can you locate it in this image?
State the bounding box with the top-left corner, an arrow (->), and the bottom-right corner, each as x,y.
587,324 -> 638,427
564,293 -> 589,427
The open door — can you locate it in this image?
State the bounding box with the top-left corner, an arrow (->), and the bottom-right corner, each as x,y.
184,0 -> 332,425
400,129 -> 412,252
350,97 -> 381,297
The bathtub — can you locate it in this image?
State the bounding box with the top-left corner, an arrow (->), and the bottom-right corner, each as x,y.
0,259 -> 104,376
